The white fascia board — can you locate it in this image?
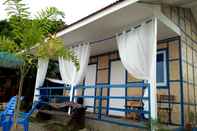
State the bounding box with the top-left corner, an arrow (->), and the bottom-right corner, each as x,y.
153,7 -> 181,36
57,0 -> 139,37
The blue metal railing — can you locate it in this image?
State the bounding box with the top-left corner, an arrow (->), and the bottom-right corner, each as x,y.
36,83 -> 151,129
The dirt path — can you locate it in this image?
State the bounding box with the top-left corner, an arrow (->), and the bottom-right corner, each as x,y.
29,122 -> 48,131
0,122 -> 47,131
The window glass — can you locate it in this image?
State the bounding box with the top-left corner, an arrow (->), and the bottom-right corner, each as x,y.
156,50 -> 167,87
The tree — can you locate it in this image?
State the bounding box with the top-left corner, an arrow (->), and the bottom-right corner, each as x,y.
0,0 -> 79,130
0,20 -> 13,38
0,19 -> 65,40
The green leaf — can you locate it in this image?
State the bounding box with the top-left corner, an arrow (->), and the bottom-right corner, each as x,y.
36,35 -> 80,70
0,36 -> 19,53
36,7 -> 65,20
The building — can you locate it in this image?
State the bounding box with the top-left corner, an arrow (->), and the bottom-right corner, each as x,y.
34,0 -> 197,129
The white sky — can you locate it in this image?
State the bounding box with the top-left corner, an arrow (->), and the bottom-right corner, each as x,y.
0,0 -> 116,24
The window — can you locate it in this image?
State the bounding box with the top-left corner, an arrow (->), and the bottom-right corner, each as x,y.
157,50 -> 167,87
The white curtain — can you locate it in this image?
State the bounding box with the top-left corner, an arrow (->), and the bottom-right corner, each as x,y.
58,43 -> 90,106
33,58 -> 49,101
116,18 -> 157,119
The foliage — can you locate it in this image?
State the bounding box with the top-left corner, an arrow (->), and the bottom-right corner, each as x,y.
0,0 -> 79,129
4,0 -> 30,18
46,62 -> 59,79
0,36 -> 18,53
35,7 -> 65,35
189,111 -> 197,127
146,119 -> 172,131
0,20 -> 13,37
1,0 -> 79,70
0,19 -> 64,41
36,35 -> 79,69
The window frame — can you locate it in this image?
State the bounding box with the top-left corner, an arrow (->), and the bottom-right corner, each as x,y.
156,50 -> 168,87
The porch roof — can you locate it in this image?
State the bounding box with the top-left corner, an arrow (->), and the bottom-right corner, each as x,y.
57,1 -> 181,56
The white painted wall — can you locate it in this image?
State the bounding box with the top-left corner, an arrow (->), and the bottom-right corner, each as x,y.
84,64 -> 97,112
109,60 -> 125,116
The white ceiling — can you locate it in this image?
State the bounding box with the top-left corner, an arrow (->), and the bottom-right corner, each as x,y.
60,2 -> 179,56
87,20 -> 178,56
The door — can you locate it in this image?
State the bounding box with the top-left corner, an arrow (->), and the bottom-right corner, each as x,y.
109,60 -> 125,116
84,64 -> 97,112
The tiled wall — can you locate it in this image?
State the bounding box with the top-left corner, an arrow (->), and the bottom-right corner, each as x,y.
85,37 -> 182,124
157,37 -> 181,125
161,5 -> 197,125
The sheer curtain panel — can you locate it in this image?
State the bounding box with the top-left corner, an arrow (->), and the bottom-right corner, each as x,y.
58,43 -> 90,113
116,18 -> 157,119
33,58 -> 49,101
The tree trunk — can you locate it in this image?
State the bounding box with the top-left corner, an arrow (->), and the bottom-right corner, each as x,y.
11,74 -> 25,131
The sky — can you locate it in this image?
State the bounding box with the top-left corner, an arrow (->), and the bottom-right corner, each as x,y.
0,0 -> 116,25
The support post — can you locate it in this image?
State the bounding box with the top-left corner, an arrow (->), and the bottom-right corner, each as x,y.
98,85 -> 102,120
149,17 -> 158,120
178,37 -> 184,127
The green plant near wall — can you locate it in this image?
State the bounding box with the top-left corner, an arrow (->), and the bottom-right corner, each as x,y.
189,111 -> 197,127
146,119 -> 172,131
0,0 -> 79,130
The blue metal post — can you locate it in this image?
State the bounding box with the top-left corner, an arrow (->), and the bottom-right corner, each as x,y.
125,71 -> 128,118
49,88 -> 51,102
148,84 -> 151,120
178,37 -> 185,127
72,86 -> 75,102
98,85 -> 102,120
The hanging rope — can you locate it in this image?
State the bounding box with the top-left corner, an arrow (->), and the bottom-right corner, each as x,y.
69,18 -> 153,48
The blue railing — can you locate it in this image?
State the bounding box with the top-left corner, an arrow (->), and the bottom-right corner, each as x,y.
36,83 -> 151,129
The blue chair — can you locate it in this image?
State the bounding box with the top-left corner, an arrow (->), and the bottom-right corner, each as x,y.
0,96 -> 17,126
2,101 -> 39,131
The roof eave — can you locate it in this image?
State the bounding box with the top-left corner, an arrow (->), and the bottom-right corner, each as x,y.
56,0 -> 139,37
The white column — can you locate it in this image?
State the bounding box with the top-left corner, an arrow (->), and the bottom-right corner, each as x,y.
149,17 -> 157,119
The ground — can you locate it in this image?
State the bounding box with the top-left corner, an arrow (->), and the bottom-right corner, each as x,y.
27,122 -> 48,131
0,123 -> 46,131
0,114 -> 178,131
0,122 -> 88,131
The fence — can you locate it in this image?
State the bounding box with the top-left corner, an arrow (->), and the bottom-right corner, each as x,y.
36,83 -> 151,129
